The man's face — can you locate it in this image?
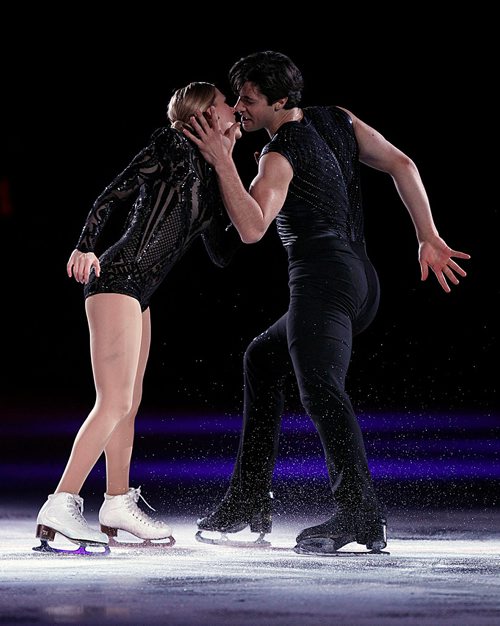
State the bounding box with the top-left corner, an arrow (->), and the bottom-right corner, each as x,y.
233,82 -> 274,132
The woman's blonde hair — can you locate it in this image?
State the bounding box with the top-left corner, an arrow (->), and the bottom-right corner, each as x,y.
167,82 -> 216,132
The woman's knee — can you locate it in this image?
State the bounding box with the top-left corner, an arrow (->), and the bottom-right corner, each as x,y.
95,395 -> 136,424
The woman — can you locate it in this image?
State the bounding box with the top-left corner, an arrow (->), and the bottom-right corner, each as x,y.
35,82 -> 241,553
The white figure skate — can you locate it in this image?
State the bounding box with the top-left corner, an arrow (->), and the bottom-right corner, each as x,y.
34,492 -> 110,556
99,486 -> 175,547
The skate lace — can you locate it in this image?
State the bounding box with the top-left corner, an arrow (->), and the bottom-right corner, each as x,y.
127,486 -> 163,528
68,494 -> 90,528
131,486 -> 156,511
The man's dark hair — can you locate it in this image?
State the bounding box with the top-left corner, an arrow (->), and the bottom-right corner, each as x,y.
229,50 -> 304,109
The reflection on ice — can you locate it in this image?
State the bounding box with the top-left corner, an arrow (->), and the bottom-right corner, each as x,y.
1,509 -> 500,625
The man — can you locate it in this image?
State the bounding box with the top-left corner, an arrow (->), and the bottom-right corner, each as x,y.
184,51 -> 470,554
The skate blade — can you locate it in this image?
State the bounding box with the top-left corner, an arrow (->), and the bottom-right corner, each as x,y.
195,530 -> 270,548
32,539 -> 110,556
108,535 -> 175,548
294,538 -> 390,556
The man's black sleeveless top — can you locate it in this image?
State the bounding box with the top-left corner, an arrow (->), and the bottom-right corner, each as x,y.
260,106 -> 364,247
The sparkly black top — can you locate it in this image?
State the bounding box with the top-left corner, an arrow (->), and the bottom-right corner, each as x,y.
76,126 -> 239,300
260,106 -> 364,246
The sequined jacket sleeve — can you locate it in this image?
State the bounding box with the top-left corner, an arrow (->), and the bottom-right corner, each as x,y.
201,208 -> 242,268
75,128 -> 167,253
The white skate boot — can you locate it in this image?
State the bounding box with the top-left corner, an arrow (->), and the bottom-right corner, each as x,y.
34,492 -> 110,555
99,486 -> 175,547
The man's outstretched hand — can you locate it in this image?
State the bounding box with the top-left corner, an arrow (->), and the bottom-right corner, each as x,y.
419,237 -> 471,293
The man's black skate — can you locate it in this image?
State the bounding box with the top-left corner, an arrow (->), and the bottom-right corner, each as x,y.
294,506 -> 389,556
196,489 -> 273,546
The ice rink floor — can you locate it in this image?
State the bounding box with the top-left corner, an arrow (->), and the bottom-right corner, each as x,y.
1,503 -> 499,625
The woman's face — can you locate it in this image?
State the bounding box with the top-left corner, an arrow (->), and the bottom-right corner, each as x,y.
211,88 -> 237,131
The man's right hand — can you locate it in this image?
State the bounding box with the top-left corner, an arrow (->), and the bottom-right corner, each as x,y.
183,106 -> 240,169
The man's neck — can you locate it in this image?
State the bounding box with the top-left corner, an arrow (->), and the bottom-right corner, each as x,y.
267,107 -> 304,137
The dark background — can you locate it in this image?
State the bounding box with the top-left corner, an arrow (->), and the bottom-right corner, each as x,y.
1,13 -> 496,423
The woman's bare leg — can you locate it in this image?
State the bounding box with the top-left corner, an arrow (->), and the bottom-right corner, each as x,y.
55,293 -> 143,495
104,307 -> 151,495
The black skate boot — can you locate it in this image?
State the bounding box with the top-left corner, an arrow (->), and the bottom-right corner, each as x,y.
196,488 -> 273,547
294,505 -> 389,556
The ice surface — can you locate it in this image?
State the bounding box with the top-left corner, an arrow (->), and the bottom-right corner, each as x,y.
1,506 -> 499,625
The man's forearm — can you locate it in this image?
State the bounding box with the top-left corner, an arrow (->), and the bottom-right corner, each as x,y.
214,159 -> 266,244
393,161 -> 440,243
